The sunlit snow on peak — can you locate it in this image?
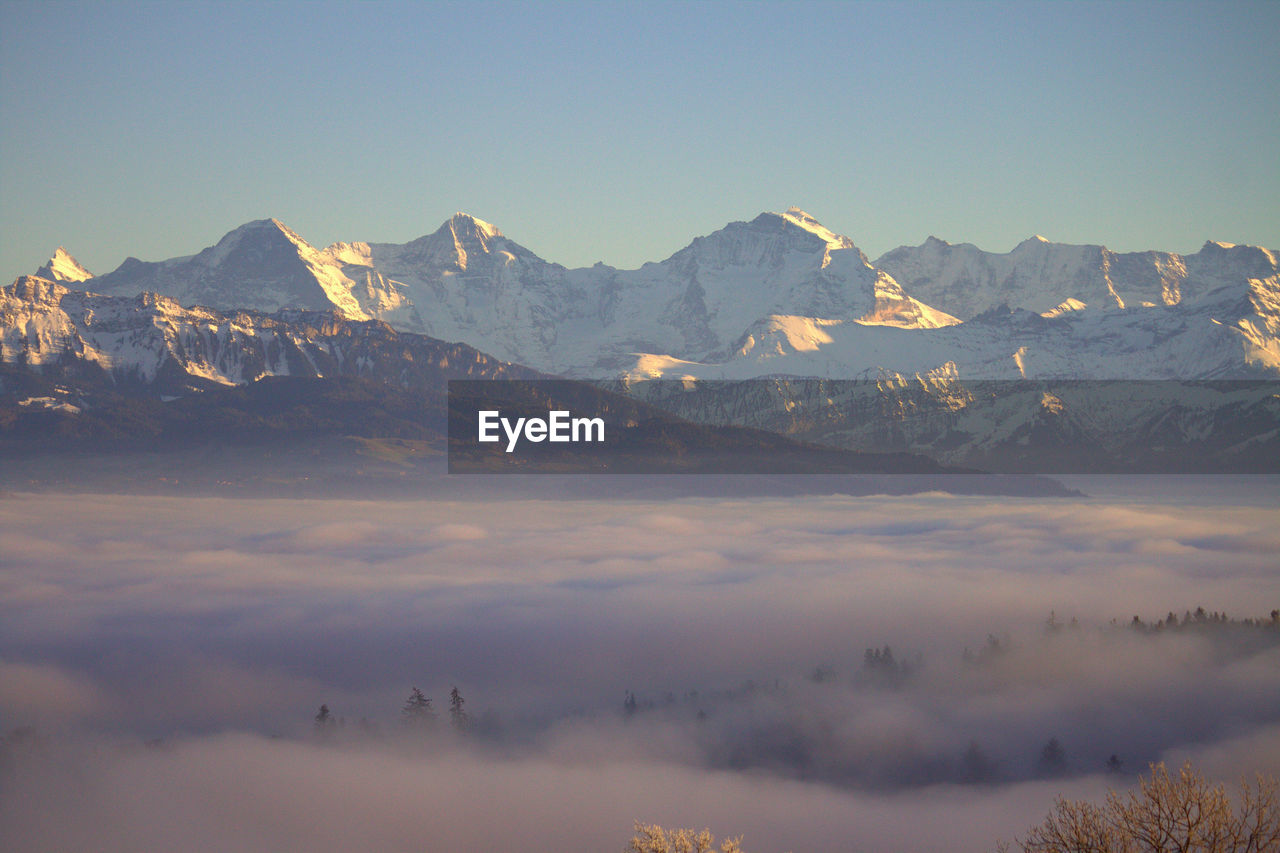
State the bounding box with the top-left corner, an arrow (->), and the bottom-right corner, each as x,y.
36,247 -> 93,282
450,212 -> 502,240
776,207 -> 854,249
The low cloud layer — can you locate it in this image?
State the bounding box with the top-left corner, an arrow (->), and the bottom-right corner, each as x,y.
4,728 -> 1276,853
0,732 -> 1111,853
1,485 -> 1277,850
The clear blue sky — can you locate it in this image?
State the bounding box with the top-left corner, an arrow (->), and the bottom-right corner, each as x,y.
2,0 -> 1277,280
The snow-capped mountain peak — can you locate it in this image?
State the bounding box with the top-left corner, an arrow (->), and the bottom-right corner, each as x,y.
380,212 -> 519,273
64,218 -> 401,321
776,207 -> 855,249
35,247 -> 93,283
1195,240 -> 1278,273
439,212 -> 503,270
450,211 -> 502,240
199,217 -> 311,266
321,240 -> 375,267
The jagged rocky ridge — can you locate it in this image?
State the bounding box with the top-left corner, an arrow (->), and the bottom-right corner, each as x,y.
614,376 -> 1280,473
874,235 -> 1278,320
0,276 -> 540,396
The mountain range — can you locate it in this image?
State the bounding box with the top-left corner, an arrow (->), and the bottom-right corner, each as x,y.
23,209 -> 1278,382
5,210 -> 1278,474
6,276 -> 1053,488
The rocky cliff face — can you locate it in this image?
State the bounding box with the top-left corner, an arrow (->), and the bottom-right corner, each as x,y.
1,276 -> 534,395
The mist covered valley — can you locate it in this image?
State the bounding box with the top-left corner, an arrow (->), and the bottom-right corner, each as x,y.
1,483 -> 1277,851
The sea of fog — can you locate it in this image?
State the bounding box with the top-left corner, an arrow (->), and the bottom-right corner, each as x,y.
1,484 -> 1277,852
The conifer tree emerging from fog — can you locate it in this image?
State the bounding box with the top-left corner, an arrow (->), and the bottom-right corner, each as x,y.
313,704 -> 333,736
449,686 -> 469,732
402,687 -> 435,728
1005,762 -> 1280,852
1037,737 -> 1067,777
962,739 -> 998,784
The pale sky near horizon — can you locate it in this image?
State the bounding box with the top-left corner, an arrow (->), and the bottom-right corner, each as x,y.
1,0 -> 1277,280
